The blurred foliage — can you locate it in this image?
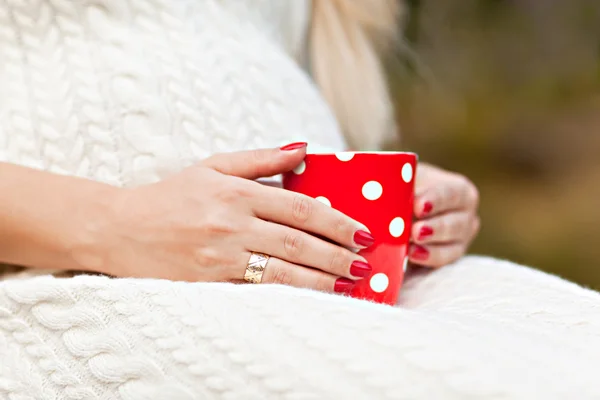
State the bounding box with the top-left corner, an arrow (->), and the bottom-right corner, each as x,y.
387,0 -> 600,288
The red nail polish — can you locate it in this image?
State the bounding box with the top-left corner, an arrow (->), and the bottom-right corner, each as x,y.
350,261 -> 372,278
280,142 -> 307,151
354,230 -> 375,247
418,226 -> 434,240
334,278 -> 355,293
423,202 -> 433,215
411,245 -> 430,260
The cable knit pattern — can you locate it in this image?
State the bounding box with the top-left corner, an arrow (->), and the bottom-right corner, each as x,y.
2,257 -> 600,399
0,0 -> 343,186
2,1 -> 600,399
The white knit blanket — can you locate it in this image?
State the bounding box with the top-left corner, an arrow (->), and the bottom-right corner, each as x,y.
2,257 -> 600,399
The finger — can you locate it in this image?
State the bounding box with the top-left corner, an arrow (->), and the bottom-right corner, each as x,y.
256,178 -> 283,188
470,216 -> 481,243
201,143 -> 307,180
407,243 -> 466,269
237,252 -> 356,294
251,185 -> 374,249
414,176 -> 478,218
248,219 -> 372,280
412,211 -> 475,245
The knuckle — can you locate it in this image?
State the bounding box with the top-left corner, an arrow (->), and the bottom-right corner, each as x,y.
460,176 -> 479,207
251,149 -> 268,164
246,149 -> 268,177
283,232 -> 303,259
432,186 -> 445,204
203,214 -> 239,237
217,181 -> 254,203
450,186 -> 463,206
270,264 -> 293,286
315,275 -> 333,292
332,216 -> 351,241
193,247 -> 224,268
250,149 -> 272,171
455,216 -> 466,232
328,247 -> 348,275
435,186 -> 451,208
291,194 -> 312,223
459,215 -> 471,234
451,175 -> 469,202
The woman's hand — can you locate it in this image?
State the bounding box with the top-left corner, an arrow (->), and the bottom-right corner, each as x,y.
86,143 -> 374,293
409,163 -> 480,268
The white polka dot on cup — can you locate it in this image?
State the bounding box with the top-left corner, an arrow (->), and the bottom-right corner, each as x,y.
315,196 -> 331,207
370,273 -> 389,293
389,217 -> 405,238
293,161 -> 306,175
402,163 -> 413,183
335,152 -> 354,162
362,181 -> 383,200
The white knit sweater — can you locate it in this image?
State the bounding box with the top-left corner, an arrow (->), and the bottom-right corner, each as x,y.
0,0 -> 343,185
1,1 -> 600,399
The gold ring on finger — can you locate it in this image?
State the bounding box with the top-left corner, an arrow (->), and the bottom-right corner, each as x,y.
244,252 -> 271,284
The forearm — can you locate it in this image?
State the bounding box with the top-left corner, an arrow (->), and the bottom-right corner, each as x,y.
0,162 -> 120,272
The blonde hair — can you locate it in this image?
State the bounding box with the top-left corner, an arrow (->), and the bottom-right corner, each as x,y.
310,0 -> 402,150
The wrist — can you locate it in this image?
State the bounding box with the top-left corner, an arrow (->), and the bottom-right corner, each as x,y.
64,184 -> 128,275
0,163 -> 127,274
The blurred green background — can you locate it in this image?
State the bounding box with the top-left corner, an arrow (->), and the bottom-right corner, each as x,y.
387,0 -> 600,289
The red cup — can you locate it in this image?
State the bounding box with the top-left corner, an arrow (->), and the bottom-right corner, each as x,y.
282,151 -> 418,305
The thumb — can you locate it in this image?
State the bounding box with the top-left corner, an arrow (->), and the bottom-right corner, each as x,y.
201,142 -> 308,179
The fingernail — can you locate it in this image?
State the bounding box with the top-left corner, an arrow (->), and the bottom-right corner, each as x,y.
411,245 -> 430,260
350,261 -> 372,278
280,142 -> 307,151
334,278 -> 355,293
354,230 -> 375,247
418,226 -> 434,240
423,202 -> 433,215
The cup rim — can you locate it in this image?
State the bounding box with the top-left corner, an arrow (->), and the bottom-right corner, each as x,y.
306,151 -> 417,156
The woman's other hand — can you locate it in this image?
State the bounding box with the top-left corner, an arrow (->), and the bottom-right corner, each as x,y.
85,143 -> 374,294
409,163 -> 480,268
